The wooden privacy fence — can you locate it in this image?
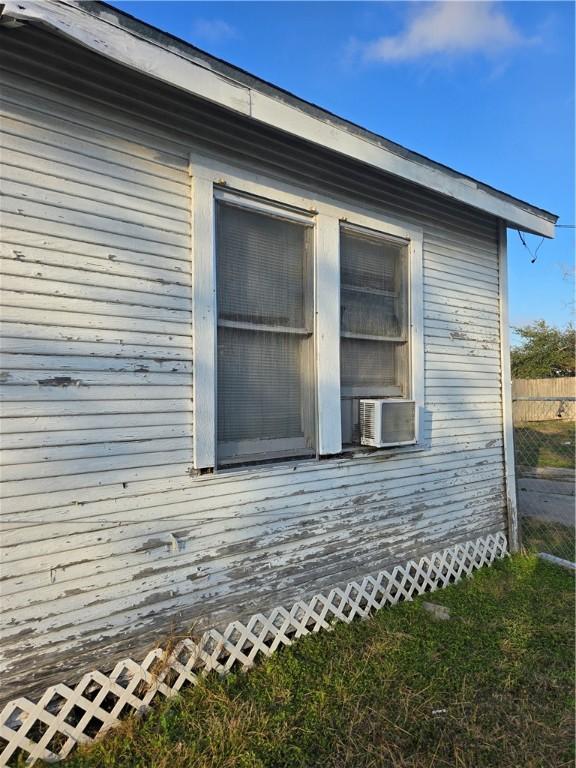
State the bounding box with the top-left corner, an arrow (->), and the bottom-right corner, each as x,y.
512,378 -> 576,422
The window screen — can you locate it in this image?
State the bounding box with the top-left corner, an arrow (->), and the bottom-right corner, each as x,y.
216,201 -> 315,463
340,228 -> 409,445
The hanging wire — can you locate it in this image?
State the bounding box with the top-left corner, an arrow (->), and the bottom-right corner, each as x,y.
517,229 -> 545,264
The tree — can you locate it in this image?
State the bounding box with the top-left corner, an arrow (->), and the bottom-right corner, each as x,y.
511,320 -> 575,379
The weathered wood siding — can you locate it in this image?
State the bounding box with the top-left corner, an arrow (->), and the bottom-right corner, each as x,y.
0,27 -> 506,703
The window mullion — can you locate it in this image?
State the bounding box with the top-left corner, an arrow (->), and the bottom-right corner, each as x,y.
316,213 -> 342,456
341,283 -> 398,299
340,332 -> 406,343
217,319 -> 310,336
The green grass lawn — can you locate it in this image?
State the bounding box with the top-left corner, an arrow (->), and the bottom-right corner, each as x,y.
514,420 -> 575,470
58,555 -> 574,768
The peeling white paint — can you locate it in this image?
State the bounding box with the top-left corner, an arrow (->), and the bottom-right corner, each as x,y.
0,27 -> 511,705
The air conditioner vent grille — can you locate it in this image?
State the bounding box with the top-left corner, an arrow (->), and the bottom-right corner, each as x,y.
359,399 -> 417,448
359,401 -> 376,442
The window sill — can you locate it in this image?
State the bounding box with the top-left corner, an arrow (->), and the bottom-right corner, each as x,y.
192,440 -> 430,480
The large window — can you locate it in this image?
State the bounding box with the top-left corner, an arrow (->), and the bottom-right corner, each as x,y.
191,156 -> 423,471
216,199 -> 315,464
339,227 -> 409,446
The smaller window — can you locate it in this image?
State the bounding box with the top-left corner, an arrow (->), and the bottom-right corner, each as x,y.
215,198 -> 316,465
339,227 -> 410,447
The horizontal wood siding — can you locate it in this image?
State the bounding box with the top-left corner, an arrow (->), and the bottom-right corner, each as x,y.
0,27 -> 505,703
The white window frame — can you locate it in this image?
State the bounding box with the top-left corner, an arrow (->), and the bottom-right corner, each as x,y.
190,152 -> 424,470
215,191 -> 317,465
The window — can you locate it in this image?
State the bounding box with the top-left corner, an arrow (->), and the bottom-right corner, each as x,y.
215,198 -> 315,464
339,227 -> 409,446
191,155 -> 423,471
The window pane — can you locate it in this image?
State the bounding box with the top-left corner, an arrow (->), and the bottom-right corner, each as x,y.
218,328 -> 304,442
341,338 -> 397,390
341,288 -> 400,337
340,230 -> 406,339
217,203 -> 308,328
341,231 -> 400,293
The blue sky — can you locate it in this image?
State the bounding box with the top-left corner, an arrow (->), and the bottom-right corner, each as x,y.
112,1 -> 575,342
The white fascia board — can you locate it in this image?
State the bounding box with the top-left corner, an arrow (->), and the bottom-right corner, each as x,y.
2,0 -> 556,238
250,91 -> 555,238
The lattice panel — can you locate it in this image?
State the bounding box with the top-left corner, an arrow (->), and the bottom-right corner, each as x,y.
0,532 -> 507,766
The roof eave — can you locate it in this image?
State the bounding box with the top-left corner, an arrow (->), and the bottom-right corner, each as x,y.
0,0 -> 557,238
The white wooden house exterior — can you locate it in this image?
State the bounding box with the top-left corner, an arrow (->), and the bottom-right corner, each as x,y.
0,2 -> 557,759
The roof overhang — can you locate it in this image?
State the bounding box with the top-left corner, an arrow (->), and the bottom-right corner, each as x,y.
0,0 -> 557,238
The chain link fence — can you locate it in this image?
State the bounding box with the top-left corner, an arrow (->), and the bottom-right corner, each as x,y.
513,394 -> 575,562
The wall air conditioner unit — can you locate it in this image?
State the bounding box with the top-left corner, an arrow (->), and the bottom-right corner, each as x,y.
359,399 -> 418,448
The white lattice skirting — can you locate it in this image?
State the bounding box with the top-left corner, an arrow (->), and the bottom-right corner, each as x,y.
0,532 -> 507,766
